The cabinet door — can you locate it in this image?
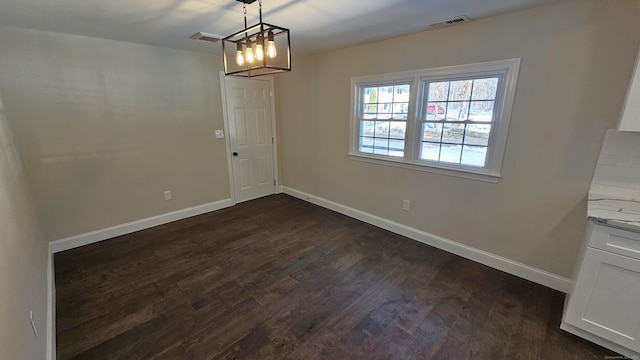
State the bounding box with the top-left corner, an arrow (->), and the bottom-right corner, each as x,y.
564,248 -> 640,351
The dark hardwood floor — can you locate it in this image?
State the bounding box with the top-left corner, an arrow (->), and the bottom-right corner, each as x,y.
55,194 -> 619,359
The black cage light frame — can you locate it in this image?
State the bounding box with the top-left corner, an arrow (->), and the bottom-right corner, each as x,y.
222,0 -> 291,77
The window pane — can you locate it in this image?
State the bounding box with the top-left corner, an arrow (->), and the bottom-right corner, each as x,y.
394,85 -> 410,102
359,137 -> 374,153
422,123 -> 442,142
361,121 -> 375,137
362,103 -> 377,118
426,102 -> 446,120
440,144 -> 462,163
392,102 -> 409,119
471,78 -> 498,100
374,121 -> 389,137
358,78 -> 410,157
464,124 -> 491,146
374,138 -> 389,155
420,142 -> 440,161
428,82 -> 449,101
377,103 -> 392,119
449,80 -> 472,101
469,101 -> 494,122
389,121 -> 406,139
389,139 -> 405,157
445,101 -> 470,120
461,145 -> 487,167
443,123 -> 464,144
418,76 -> 502,167
360,83 -> 410,123
363,87 -> 378,103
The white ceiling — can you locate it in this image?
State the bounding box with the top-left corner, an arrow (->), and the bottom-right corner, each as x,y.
0,0 -> 565,55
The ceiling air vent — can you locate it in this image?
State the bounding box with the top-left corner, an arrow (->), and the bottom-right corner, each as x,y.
190,32 -> 223,43
426,16 -> 470,29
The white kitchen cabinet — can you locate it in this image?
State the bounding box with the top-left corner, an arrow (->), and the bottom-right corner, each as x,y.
618,48 -> 640,132
561,222 -> 640,358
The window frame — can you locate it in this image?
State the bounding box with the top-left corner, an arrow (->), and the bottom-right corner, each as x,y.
354,80 -> 415,158
349,59 -> 520,183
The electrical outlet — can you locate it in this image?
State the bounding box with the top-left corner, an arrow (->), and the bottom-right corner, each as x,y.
164,191 -> 172,201
214,130 -> 224,139
403,200 -> 410,211
29,311 -> 39,337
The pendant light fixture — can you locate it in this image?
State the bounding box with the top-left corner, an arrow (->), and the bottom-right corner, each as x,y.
222,0 -> 291,77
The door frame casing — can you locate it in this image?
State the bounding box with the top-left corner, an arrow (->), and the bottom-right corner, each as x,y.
219,72 -> 280,205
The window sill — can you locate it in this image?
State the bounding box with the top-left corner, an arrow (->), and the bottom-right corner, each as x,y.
348,153 -> 501,183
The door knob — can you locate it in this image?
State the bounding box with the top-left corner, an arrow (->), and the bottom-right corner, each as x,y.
233,152 -> 238,156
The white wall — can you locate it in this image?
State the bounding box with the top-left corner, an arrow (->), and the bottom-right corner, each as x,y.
275,0 -> 640,278
0,85 -> 47,359
0,26 -> 230,241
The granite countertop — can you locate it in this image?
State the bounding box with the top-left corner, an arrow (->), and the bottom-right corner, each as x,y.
588,193 -> 640,232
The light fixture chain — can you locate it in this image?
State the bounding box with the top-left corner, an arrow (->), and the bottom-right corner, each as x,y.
243,2 -> 247,31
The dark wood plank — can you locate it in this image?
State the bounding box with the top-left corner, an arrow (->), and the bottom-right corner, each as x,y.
55,194 -> 622,359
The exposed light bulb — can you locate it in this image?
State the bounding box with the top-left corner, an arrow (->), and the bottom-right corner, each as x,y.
256,43 -> 264,61
266,41 -> 276,58
255,34 -> 264,61
245,40 -> 254,63
236,51 -> 245,66
266,31 -> 277,59
235,42 -> 244,66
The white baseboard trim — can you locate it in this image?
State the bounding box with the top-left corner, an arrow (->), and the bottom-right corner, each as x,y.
282,186 -> 570,292
49,198 -> 234,253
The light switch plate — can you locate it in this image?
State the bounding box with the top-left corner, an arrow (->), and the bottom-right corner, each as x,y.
215,130 -> 224,139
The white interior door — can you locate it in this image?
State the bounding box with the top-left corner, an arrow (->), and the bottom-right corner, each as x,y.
224,77 -> 275,203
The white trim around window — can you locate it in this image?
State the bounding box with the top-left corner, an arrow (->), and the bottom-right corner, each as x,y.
349,59 -> 521,183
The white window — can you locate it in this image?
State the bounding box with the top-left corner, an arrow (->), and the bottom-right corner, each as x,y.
358,83 -> 411,157
350,59 -> 520,182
